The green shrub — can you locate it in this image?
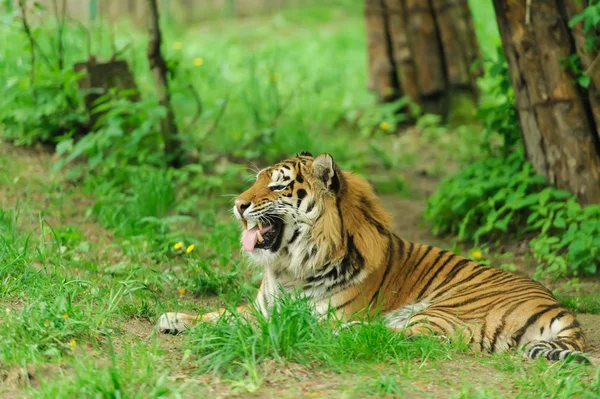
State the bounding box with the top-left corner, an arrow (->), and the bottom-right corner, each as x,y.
425,149 -> 544,241
426,151 -> 600,277
529,201 -> 600,277
0,68 -> 86,146
425,47 -> 600,278
55,92 -> 168,176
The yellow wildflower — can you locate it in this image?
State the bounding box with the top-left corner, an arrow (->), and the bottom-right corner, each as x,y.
5,308 -> 10,313
186,244 -> 195,254
178,288 -> 186,296
471,249 -> 482,260
193,57 -> 204,67
173,41 -> 183,50
63,313 -> 69,319
379,121 -> 391,131
70,339 -> 77,350
174,242 -> 183,250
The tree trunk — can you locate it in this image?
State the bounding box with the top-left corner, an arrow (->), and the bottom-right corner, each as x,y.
147,0 -> 183,168
494,0 -> 600,205
364,0 -> 482,117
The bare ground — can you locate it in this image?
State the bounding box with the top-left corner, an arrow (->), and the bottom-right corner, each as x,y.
2,141 -> 600,398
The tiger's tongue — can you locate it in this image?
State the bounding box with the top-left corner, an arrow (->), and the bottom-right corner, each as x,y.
242,224 -> 272,252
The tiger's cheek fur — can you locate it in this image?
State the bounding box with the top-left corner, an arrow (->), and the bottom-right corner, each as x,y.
240,158 -> 327,274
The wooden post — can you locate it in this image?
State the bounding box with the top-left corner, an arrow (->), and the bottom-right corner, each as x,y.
365,0 -> 401,102
364,0 -> 482,117
74,59 -> 140,128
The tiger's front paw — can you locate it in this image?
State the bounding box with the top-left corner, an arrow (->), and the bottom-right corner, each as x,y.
157,312 -> 195,334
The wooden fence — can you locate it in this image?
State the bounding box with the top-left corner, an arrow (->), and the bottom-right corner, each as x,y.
9,0 -> 314,25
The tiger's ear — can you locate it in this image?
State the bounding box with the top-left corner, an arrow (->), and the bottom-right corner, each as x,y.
312,153 -> 340,192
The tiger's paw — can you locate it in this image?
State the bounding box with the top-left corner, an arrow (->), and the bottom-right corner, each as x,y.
157,312 -> 194,335
332,320 -> 363,336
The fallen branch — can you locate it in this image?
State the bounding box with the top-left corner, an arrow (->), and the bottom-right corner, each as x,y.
18,0 -> 37,87
206,96 -> 229,137
525,0 -> 532,25
184,83 -> 204,131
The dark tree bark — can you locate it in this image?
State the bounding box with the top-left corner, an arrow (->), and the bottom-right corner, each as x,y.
494,0 -> 600,204
147,0 -> 183,167
365,0 -> 482,117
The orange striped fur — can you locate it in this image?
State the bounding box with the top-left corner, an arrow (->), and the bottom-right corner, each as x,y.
158,153 -> 586,362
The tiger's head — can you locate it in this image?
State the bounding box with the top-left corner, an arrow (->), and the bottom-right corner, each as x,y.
233,152 -> 392,280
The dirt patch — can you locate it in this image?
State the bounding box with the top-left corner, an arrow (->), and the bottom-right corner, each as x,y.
577,314 -> 600,363
0,363 -> 65,399
0,141 -> 125,266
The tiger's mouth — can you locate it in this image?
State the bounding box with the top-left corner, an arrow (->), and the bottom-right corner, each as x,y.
240,218 -> 284,252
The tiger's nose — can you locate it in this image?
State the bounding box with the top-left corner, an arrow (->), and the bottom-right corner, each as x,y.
235,199 -> 251,216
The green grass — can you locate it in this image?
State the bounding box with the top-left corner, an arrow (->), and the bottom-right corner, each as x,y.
0,0 -> 500,171
31,341 -> 185,398
186,294 -> 457,380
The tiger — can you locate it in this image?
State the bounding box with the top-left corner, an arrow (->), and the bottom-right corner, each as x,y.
158,152 -> 586,362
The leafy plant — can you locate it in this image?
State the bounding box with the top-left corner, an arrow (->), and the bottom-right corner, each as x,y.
426,45 -> 600,278
529,200 -> 600,277
0,68 -> 87,145
477,47 -> 521,156
565,3 -> 600,89
426,149 -> 541,240
569,1 -> 600,51
55,92 -> 168,176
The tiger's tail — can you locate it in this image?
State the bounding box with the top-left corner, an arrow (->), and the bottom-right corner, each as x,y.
523,315 -> 588,363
